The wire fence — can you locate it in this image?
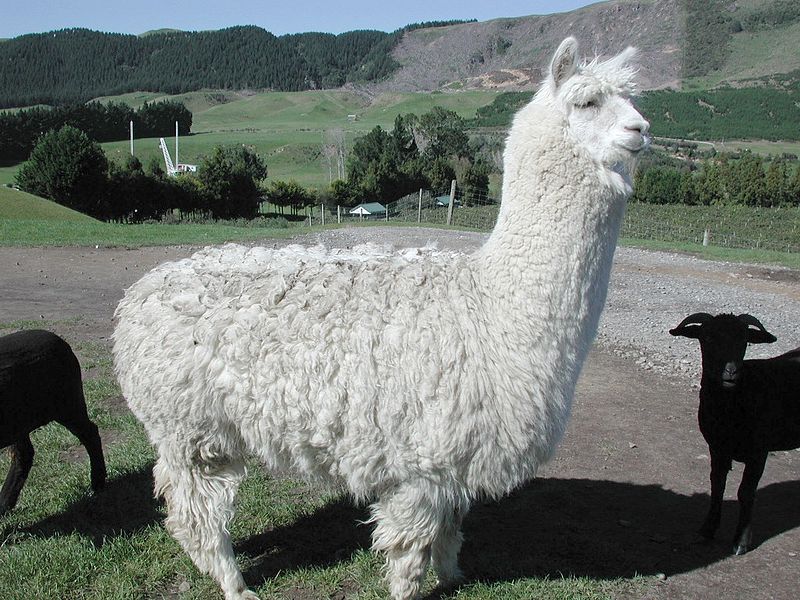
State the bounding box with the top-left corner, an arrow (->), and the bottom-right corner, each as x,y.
306,182 -> 501,232
303,182 -> 800,255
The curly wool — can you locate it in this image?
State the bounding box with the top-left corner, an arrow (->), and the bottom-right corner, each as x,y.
115,241 -> 560,501
113,36 -> 649,600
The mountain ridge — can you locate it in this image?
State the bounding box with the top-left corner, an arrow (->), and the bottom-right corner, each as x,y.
1,0 -> 799,109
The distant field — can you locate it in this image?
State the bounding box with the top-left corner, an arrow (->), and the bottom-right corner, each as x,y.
100,89 -> 500,189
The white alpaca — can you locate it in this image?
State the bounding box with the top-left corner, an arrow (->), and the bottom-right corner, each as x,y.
113,37 -> 649,600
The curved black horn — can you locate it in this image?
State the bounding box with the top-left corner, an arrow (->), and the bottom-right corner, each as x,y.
675,312 -> 713,328
737,313 -> 767,330
737,313 -> 777,343
669,312 -> 713,337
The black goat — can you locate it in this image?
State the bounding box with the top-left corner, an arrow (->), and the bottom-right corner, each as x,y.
0,329 -> 106,515
670,312 -> 800,555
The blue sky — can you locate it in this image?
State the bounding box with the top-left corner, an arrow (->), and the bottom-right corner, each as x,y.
2,0 -> 599,38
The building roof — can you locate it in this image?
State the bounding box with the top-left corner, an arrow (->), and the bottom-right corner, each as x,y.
350,202 -> 386,215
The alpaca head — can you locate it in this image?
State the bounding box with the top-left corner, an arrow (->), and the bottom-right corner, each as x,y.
539,37 -> 650,179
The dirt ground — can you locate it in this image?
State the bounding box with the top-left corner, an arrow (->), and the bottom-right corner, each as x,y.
1,231 -> 798,600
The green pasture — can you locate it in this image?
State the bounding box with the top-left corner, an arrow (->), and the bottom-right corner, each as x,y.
96,89 -> 500,188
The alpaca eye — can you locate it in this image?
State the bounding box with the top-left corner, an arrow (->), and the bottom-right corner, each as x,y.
577,100 -> 598,109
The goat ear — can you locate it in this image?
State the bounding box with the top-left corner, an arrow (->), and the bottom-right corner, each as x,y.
737,314 -> 777,344
669,313 -> 712,339
550,37 -> 578,89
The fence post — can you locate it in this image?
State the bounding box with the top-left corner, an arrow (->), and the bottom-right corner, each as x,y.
386,203 -> 389,222
321,204 -> 325,227
446,179 -> 456,226
703,228 -> 709,246
337,205 -> 341,224
418,188 -> 423,223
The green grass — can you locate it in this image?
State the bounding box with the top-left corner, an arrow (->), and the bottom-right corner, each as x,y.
0,218 -> 310,247
0,319 -> 648,599
622,203 -> 800,266
0,187 -> 99,222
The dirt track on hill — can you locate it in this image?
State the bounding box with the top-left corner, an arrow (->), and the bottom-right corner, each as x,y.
1,227 -> 798,600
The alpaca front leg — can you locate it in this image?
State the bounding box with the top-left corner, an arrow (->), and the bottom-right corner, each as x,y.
371,483 -> 467,599
155,455 -> 256,600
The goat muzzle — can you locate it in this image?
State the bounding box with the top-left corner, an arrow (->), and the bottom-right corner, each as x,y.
721,362 -> 741,388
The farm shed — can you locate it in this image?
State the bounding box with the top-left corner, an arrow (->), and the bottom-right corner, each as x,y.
349,202 -> 387,218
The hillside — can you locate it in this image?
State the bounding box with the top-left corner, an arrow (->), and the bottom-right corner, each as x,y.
381,0 -> 800,92
1,0 -> 799,108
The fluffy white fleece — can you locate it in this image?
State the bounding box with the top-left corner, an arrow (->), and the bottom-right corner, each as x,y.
113,37 -> 649,600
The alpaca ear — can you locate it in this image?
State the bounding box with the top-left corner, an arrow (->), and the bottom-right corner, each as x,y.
550,37 -> 579,89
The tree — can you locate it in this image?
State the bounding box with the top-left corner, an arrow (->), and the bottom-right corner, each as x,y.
198,145 -> 267,219
106,155 -> 171,222
327,178 -> 360,208
460,160 -> 491,206
765,160 -> 789,207
15,125 -> 109,218
790,165 -> 800,206
264,179 -> 314,215
414,107 -> 470,161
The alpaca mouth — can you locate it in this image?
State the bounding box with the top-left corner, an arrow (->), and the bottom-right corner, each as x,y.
624,135 -> 650,153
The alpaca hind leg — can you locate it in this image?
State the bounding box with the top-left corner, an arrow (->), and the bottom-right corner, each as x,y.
155,453 -> 257,600
371,484 -> 462,600
431,502 -> 469,587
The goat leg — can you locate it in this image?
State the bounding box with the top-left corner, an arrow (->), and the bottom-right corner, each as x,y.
59,414 -> 107,492
699,449 -> 731,539
733,452 -> 767,555
0,435 -> 35,515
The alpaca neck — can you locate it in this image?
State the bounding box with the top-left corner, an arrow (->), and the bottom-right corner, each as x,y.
476,120 -> 628,362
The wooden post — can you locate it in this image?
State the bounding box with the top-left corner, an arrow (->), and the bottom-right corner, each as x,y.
446,180 -> 457,226
337,205 -> 341,224
321,204 -> 325,226
385,203 -> 389,222
417,189 -> 422,223
703,228 -> 710,246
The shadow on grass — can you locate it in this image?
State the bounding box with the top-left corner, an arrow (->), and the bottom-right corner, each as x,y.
6,472 -> 800,588
3,465 -> 161,546
239,477 -> 800,588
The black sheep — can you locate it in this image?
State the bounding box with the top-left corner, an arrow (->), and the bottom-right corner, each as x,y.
0,329 -> 106,515
670,312 -> 800,555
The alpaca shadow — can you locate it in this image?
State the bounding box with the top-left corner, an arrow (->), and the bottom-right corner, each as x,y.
239,477 -> 800,589
1,465 -> 161,547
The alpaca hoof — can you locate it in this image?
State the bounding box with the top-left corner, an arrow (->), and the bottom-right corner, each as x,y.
436,569 -> 466,589
733,543 -> 749,556
227,589 -> 260,600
